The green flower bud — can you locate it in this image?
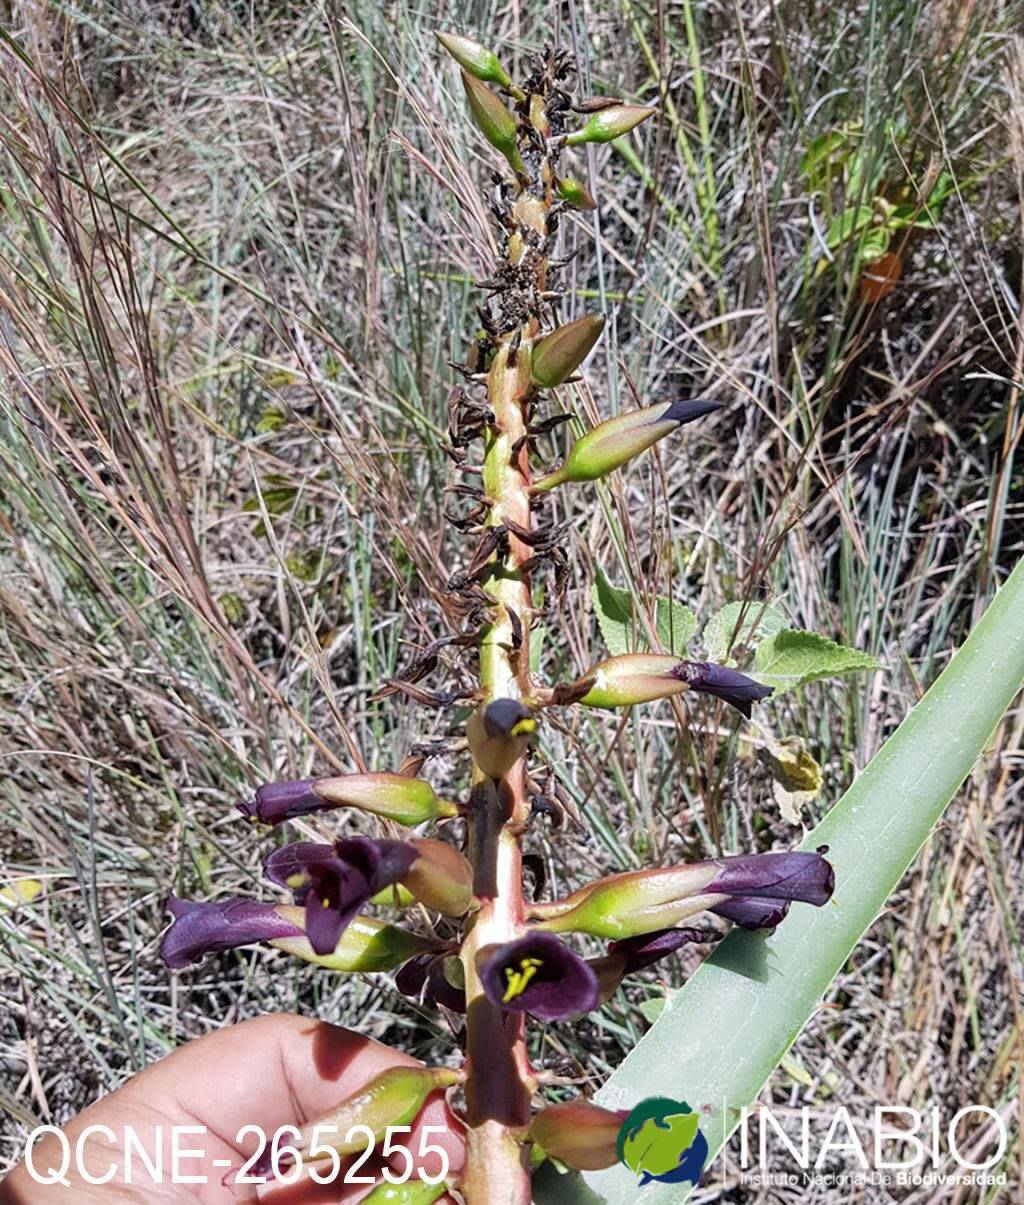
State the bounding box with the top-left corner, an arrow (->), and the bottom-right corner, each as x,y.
531,399 -> 720,491
565,104 -> 656,146
272,910 -> 439,971
556,176 -> 598,210
363,1180 -> 449,1204
460,71 -> 525,174
571,654 -> 773,717
285,1064 -> 462,1171
530,314 -> 605,388
529,865 -> 722,939
311,773 -> 458,826
404,839 -> 475,916
436,31 -> 511,88
532,1100 -> 630,1171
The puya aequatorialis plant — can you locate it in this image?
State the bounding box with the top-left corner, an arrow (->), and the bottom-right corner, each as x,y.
160,33 -> 835,1205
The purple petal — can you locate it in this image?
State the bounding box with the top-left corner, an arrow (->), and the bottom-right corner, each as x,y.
303,857 -> 373,955
708,850 -> 834,905
480,932 -> 599,1022
608,926 -> 717,973
159,896 -> 302,969
296,838 -> 420,956
264,842 -> 337,901
710,897 -> 791,929
395,954 -> 466,1012
660,399 -> 722,425
239,779 -> 323,824
669,660 -> 773,718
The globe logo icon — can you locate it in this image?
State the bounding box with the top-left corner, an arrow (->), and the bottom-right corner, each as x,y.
617,1097 -> 710,1187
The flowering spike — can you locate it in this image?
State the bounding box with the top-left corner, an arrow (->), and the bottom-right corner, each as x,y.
556,176 -> 598,209
478,932 -> 599,1021
531,399 -> 721,491
531,1100 -> 630,1171
567,652 -> 772,716
436,31 -> 511,89
240,772 -> 457,827
530,314 -> 605,388
565,104 -> 656,146
530,851 -> 834,939
460,71 -> 525,174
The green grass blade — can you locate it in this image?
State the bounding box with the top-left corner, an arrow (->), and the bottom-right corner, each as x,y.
551,558 -> 1024,1203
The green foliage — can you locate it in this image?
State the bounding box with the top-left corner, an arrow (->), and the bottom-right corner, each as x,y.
703,601 -> 787,661
754,629 -> 881,695
592,568 -> 697,656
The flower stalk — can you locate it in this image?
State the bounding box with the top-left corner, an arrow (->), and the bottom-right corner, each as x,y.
157,34 -> 836,1205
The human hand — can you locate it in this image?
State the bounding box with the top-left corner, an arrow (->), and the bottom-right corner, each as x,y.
1,1014 -> 465,1203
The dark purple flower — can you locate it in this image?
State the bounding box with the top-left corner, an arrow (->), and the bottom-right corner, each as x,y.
238,778 -> 322,823
395,953 -> 467,1012
265,838 -> 419,957
159,896 -> 303,969
669,660 -> 774,718
480,932 -> 599,1022
607,926 -> 719,973
707,849 -> 834,906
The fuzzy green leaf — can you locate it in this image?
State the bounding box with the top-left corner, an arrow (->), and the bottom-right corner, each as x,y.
654,598 -> 697,654
754,628 -> 881,694
593,567 -> 633,657
703,601 -> 787,662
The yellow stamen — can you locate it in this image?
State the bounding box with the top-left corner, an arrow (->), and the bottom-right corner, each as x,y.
322,897 -> 331,908
502,956 -> 543,1002
510,717 -> 538,737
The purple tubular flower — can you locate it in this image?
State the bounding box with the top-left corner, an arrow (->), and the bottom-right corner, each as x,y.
395,953 -> 467,1013
159,896 -> 303,969
238,779 -> 321,823
669,660 -> 774,718
266,838 -> 419,956
607,926 -> 718,973
707,849 -> 835,906
480,932 -> 599,1022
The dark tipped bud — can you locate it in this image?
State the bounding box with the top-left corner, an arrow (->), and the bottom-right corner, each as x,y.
565,104 -> 656,146
437,31 -> 511,87
530,314 -> 605,388
467,698 -> 538,780
529,851 -> 834,939
531,399 -> 720,491
460,71 -> 524,174
556,176 -> 598,210
242,772 -> 458,828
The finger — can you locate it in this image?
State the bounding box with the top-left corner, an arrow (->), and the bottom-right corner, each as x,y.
1,1015 -> 464,1205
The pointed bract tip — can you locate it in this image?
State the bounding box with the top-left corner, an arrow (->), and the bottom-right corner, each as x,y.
660,398 -> 723,425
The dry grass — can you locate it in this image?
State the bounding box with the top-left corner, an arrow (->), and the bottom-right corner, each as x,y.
0,0 -> 1021,1199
